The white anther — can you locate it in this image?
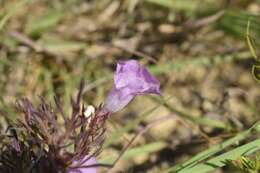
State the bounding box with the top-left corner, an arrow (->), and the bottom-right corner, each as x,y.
84,105 -> 95,118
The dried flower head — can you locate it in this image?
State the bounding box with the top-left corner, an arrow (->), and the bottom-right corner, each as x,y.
105,60 -> 161,113
0,81 -> 109,173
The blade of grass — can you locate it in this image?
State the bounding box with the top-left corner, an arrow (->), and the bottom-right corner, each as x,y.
39,38 -> 87,53
25,0 -> 79,37
246,20 -> 258,60
145,0 -> 198,16
0,0 -> 32,30
166,121 -> 260,172
150,96 -> 228,129
252,65 -> 260,83
246,20 -> 260,83
178,138 -> 260,173
26,10 -> 64,37
218,9 -> 260,44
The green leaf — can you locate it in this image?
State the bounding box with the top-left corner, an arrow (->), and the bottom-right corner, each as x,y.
145,0 -> 198,15
26,10 -> 64,37
39,38 -> 87,53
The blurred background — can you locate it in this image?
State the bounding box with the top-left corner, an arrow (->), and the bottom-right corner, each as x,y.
0,0 -> 260,172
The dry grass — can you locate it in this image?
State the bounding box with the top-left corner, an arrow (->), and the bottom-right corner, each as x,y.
0,0 -> 259,172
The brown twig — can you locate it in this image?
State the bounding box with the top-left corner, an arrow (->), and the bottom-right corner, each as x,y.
9,31 -> 43,52
184,10 -> 226,29
8,31 -> 62,60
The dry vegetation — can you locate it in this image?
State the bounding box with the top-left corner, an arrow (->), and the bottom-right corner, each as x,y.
0,0 -> 260,172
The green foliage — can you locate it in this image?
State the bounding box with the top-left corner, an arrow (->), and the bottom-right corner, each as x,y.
166,122 -> 260,173
237,156 -> 260,172
26,10 -> 64,37
145,0 -> 199,15
218,9 -> 260,45
0,0 -> 32,30
246,20 -> 260,83
175,139 -> 260,173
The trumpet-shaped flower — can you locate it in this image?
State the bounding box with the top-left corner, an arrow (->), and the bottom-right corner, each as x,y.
105,60 -> 160,113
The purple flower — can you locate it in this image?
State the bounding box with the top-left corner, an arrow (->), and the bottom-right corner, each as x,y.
69,156 -> 98,173
105,60 -> 160,113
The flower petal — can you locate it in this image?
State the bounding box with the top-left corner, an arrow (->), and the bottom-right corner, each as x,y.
69,156 -> 98,173
104,87 -> 134,113
114,60 -> 160,95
